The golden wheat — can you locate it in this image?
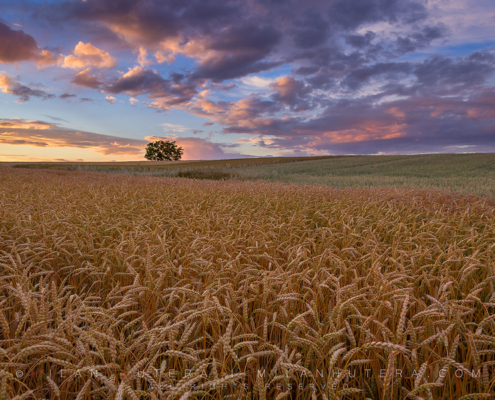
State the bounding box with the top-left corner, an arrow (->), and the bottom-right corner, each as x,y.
0,167 -> 494,399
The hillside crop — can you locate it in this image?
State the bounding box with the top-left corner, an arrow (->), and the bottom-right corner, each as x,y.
0,168 -> 494,399
11,153 -> 495,197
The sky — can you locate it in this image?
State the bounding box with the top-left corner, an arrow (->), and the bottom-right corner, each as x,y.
0,0 -> 494,161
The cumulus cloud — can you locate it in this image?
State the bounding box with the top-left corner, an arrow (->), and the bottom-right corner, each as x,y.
72,68 -> 102,88
0,22 -> 39,63
0,72 -> 54,102
270,77 -> 311,111
105,95 -> 116,104
0,22 -> 61,67
62,42 -> 117,69
106,66 -> 197,110
36,49 -> 63,68
137,47 -> 151,67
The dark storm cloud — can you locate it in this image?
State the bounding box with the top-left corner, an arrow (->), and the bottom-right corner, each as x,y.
0,22 -> 39,63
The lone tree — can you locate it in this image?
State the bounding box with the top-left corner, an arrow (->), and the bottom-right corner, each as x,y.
145,140 -> 183,161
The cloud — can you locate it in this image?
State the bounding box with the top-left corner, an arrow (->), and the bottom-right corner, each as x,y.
0,22 -> 61,67
393,25 -> 446,55
0,118 -> 252,160
291,10 -> 331,48
106,66 -> 197,110
345,31 -> 377,49
0,118 -> 145,156
240,76 -> 276,89
184,47 -> 495,154
59,0 -> 237,46
425,0 -> 495,44
161,123 -> 187,133
413,51 -> 495,89
44,115 -> 69,122
5,0 -> 494,156
137,46 -> 151,67
0,72 -> 54,102
341,62 -> 413,90
189,95 -> 281,134
189,24 -> 282,82
72,68 -> 102,88
59,92 -> 77,99
105,95 -> 116,104
329,0 -> 427,29
36,49 -> 63,68
0,22 -> 39,63
270,76 -> 311,111
0,118 -> 56,130
62,42 -> 117,69
339,50 -> 495,92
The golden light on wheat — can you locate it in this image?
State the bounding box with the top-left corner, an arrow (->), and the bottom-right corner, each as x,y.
1,168 -> 494,399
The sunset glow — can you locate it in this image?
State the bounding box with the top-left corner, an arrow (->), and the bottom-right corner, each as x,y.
1,0 -> 494,160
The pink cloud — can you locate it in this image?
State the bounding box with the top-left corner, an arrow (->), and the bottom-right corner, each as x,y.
0,118 -> 251,161
62,42 -> 116,69
0,119 -> 145,156
72,68 -> 102,88
0,118 -> 55,130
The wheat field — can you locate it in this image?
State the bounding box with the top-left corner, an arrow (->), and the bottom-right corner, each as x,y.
12,153 -> 495,197
1,167 -> 495,400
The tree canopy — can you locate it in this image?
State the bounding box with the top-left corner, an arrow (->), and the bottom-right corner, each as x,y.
145,140 -> 183,161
